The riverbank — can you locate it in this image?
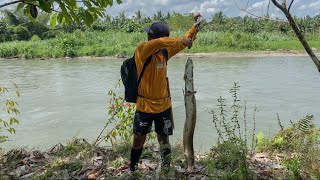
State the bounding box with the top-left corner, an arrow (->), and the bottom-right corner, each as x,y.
1,50 -> 319,61
1,114 -> 319,179
1,30 -> 320,60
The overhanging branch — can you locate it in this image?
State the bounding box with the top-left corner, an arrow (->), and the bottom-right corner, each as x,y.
288,0 -> 295,12
234,0 -> 287,22
271,0 -> 286,12
0,0 -> 23,8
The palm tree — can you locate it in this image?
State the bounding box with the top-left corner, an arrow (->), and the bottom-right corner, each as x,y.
153,11 -> 165,22
134,10 -> 143,24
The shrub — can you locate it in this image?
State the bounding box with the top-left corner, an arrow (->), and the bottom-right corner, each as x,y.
30,35 -> 41,41
0,83 -> 20,145
208,83 -> 255,179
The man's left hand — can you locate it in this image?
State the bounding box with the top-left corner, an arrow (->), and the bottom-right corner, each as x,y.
194,13 -> 203,27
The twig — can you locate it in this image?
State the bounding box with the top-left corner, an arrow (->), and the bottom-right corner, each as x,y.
282,0 -> 286,9
234,0 -> 287,22
250,105 -> 257,153
93,102 -> 120,146
267,0 -> 271,17
271,0 -> 286,12
276,113 -> 284,130
288,0 -> 295,12
246,0 -> 250,10
0,0 -> 23,8
243,101 -> 247,148
93,117 -> 112,146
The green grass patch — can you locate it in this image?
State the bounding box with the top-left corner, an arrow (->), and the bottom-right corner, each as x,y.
1,31 -> 319,59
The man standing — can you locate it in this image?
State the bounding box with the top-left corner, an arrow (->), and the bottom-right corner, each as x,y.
130,14 -> 202,172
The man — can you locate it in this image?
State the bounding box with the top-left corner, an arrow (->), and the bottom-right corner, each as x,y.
130,14 -> 202,172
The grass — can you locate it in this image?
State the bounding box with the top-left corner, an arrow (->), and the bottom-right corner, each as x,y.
1,83 -> 319,179
0,30 -> 319,59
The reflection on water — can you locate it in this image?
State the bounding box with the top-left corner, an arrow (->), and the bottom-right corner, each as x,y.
1,56 -> 320,152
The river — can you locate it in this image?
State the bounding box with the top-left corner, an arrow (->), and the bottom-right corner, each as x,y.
1,56 -> 320,152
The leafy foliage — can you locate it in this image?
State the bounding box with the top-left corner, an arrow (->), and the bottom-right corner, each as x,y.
256,115 -> 320,179
256,115 -> 319,153
208,83 -> 255,179
0,0 -> 123,27
0,83 -> 20,145
98,80 -> 156,146
105,81 -> 135,145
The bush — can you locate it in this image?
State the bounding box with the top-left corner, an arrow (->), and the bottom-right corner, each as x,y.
0,83 -> 20,146
12,25 -> 31,41
30,35 -> 41,41
207,83 -> 256,179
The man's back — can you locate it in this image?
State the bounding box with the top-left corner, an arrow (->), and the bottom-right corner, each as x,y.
135,28 -> 197,113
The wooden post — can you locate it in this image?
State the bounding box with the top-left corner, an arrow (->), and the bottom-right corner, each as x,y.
183,57 -> 197,173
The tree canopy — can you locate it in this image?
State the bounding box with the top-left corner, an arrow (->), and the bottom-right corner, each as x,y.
0,0 -> 122,27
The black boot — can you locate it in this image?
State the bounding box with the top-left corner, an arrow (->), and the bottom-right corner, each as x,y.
130,148 -> 142,172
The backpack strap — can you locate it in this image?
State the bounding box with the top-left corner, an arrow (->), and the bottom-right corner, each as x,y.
137,48 -> 167,85
161,48 -> 169,64
137,55 -> 153,87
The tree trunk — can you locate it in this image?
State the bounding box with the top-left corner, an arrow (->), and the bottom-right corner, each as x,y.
183,57 -> 197,173
271,0 -> 320,72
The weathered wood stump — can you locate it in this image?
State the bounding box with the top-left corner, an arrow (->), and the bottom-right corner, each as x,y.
183,57 -> 197,173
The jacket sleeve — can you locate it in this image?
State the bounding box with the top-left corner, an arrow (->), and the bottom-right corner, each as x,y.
138,37 -> 186,62
167,26 -> 198,59
139,26 -> 198,61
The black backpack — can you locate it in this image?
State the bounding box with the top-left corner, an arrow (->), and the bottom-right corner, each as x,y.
120,49 -> 168,103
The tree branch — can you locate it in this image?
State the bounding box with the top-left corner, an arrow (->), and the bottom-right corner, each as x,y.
234,0 -> 287,22
288,0 -> 295,12
267,0 -> 271,17
0,0 -> 23,9
271,0 -> 287,12
246,0 -> 250,10
272,0 -> 320,72
282,0 -> 286,9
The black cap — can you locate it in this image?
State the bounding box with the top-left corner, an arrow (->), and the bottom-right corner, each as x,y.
144,21 -> 170,38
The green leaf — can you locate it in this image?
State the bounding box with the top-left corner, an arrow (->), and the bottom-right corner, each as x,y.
50,13 -> 57,28
82,0 -> 93,9
13,118 -> 19,124
9,118 -> 14,125
23,4 -> 31,16
3,121 -> 8,127
39,0 -> 48,12
84,10 -> 94,26
7,128 -> 16,134
16,2 -> 26,12
16,91 -> 20,97
100,0 -> 107,7
57,13 -> 65,25
65,0 -> 77,9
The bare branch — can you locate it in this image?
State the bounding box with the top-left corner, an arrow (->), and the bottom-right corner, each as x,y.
271,0 -> 286,12
272,0 -> 320,72
267,0 -> 271,17
0,0 -> 23,8
246,0 -> 250,10
234,0 -> 287,22
282,0 -> 286,9
288,0 -> 295,12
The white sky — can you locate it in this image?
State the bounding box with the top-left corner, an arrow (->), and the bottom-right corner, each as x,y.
104,0 -> 320,19
1,0 -> 319,20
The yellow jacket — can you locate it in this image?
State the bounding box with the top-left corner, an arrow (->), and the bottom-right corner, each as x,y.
135,26 -> 197,113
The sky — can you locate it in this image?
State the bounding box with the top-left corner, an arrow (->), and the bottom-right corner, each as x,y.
103,0 -> 320,18
0,0 -> 319,20
104,0 -> 320,19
